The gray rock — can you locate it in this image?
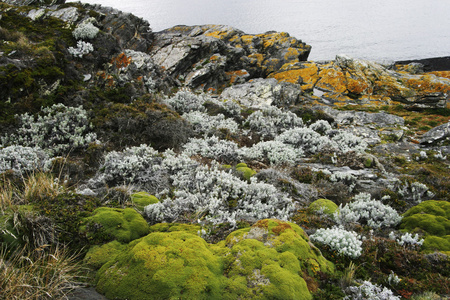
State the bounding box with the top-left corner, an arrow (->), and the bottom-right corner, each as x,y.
420,121 -> 450,145
219,78 -> 302,108
317,106 -> 404,127
47,6 -> 78,23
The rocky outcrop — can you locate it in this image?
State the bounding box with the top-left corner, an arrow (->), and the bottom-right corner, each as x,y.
269,54 -> 450,109
149,25 -> 311,91
420,122 -> 450,145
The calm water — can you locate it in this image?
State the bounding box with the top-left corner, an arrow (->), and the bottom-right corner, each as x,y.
70,0 -> 450,62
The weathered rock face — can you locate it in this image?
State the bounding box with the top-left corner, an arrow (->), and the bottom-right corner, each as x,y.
149,25 -> 311,91
420,122 -> 450,145
269,54 -> 450,109
219,78 -> 303,108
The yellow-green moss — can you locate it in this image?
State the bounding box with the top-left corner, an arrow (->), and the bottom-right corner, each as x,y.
131,191 -> 159,211
236,163 -> 256,181
92,219 -> 334,299
80,207 -> 150,244
149,223 -> 202,235
309,199 -> 338,216
84,240 -> 126,269
403,200 -> 450,219
95,231 -> 225,300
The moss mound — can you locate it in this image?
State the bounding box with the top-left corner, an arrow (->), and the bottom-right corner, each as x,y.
80,207 -> 150,244
92,219 -> 333,299
236,163 -> 256,181
131,191 -> 159,211
95,231 -> 225,300
403,200 -> 450,219
401,200 -> 450,254
309,199 -> 338,216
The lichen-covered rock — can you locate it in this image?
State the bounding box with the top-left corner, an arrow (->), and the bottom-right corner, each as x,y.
269,55 -> 450,109
219,78 -> 302,108
150,25 -> 311,91
79,207 -> 150,244
420,121 -> 450,145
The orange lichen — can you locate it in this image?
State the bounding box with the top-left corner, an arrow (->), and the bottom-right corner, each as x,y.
284,47 -> 300,61
111,53 -> 132,69
346,77 -> 369,95
428,71 -> 450,79
316,68 -> 347,93
225,70 -> 249,84
404,76 -> 450,94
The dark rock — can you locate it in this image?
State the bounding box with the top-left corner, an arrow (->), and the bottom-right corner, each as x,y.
420,122 -> 450,145
396,56 -> 450,72
1,0 -> 64,6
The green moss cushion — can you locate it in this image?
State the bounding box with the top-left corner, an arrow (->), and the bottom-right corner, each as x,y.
95,231 -> 225,300
403,200 -> 450,219
131,191 -> 159,211
236,163 -> 256,180
400,200 -> 450,254
309,199 -> 338,216
80,207 -> 150,244
93,219 -> 334,300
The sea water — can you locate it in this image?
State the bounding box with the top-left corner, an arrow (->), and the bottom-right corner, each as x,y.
69,0 -> 450,62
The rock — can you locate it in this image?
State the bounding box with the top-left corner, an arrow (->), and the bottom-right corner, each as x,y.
67,287 -> 107,300
317,106 -> 404,127
1,0 -> 64,6
220,78 -> 302,108
420,122 -> 450,145
150,25 -> 311,91
269,55 -> 450,109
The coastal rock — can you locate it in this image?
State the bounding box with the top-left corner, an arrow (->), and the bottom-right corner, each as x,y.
150,25 -> 311,91
1,0 -> 64,6
269,55 -> 450,109
420,122 -> 450,145
219,78 -> 302,108
317,106 -> 404,127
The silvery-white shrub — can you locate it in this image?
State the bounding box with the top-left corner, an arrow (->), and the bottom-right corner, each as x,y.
334,193 -> 402,229
182,111 -> 239,135
0,145 -> 48,175
72,20 -> 100,40
344,281 -> 400,300
275,127 -> 334,155
1,104 -> 97,156
389,231 -> 424,247
389,179 -> 434,203
331,130 -> 367,153
68,40 -> 94,58
330,171 -> 357,192
387,271 -> 401,286
246,106 -> 303,139
145,162 -> 295,226
309,120 -> 333,135
310,227 -> 362,258
100,144 -> 169,192
182,136 -> 241,162
164,89 -> 209,114
240,140 -> 302,166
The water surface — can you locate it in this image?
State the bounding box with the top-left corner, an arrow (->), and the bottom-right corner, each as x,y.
70,0 -> 450,62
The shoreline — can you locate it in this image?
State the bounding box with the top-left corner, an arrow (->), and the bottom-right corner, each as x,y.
395,56 -> 450,71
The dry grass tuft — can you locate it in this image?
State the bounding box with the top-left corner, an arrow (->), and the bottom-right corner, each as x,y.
23,172 -> 63,203
0,245 -> 82,300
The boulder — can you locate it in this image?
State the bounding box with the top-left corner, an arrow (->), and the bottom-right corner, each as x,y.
220,78 -> 302,108
150,25 -> 311,91
420,121 -> 450,145
269,55 -> 450,109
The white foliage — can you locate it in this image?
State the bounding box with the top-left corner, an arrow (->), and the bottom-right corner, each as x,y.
182,136 -> 240,162
1,104 -> 97,156
145,162 -> 295,226
344,281 -> 400,300
246,106 -> 303,139
334,193 -> 402,229
182,111 -> 239,135
275,127 -> 333,155
0,145 -> 48,175
72,20 -> 99,40
240,140 -> 302,166
68,40 -> 94,58
310,227 -> 362,258
164,89 -> 209,114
